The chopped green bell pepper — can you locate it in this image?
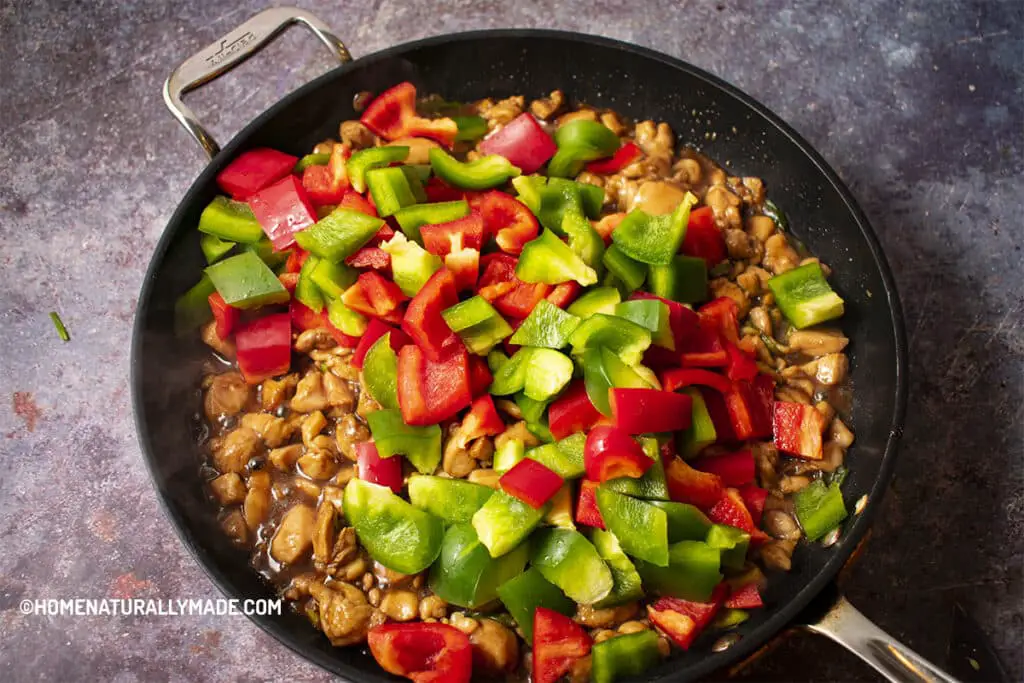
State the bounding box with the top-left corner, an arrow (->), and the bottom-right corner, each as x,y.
591,528 -> 645,608
794,479 -> 848,541
365,166 -> 419,217
472,490 -> 549,558
366,409 -> 442,474
380,233 -> 443,296
530,528 -> 613,604
614,299 -> 673,349
294,208 -> 385,262
679,388 -> 716,457
602,245 -> 646,292
512,176 -> 603,232
596,486 -> 669,566
515,392 -> 551,425
204,251 -> 289,309
428,147 -> 520,190
362,333 -> 399,410
489,347 -> 574,401
402,164 -> 433,188
492,438 -> 526,473
635,540 -> 723,602
294,255 -> 324,312
326,296 -> 368,336
242,236 -> 289,271
343,478 -> 444,574
508,299 -> 581,348
611,193 -> 696,265
293,152 -> 330,172
650,501 -> 713,543
174,274 -> 215,334
544,483 -> 576,529
497,567 -> 575,643
526,442 -> 584,480
590,630 -> 661,683
347,145 -> 410,193
547,120 -> 620,178
442,296 -> 513,355
200,233 -> 235,264
712,608 -> 750,630
527,421 -> 556,444
706,524 -> 751,571
309,258 -> 358,299
569,313 -> 652,366
567,286 -> 621,318
603,437 -> 669,501
198,195 -> 264,244
517,229 -> 598,286
453,115 -> 489,142
648,255 -> 708,304
562,207 -> 605,274
392,200 -> 470,243
428,523 -> 529,608
767,262 -> 845,329
581,346 -> 653,416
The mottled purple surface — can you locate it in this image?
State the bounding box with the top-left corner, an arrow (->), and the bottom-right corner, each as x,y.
1,0 -> 1021,681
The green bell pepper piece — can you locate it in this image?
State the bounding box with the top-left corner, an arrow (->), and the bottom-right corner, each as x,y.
591,630 -> 661,683
569,313 -> 652,366
294,208 -> 385,262
452,115 -> 489,141
679,388 -> 716,457
508,299 -> 581,348
347,146 -> 410,193
362,334 -> 399,410
512,176 -> 602,232
392,200 -> 469,243
197,195 -> 264,243
561,207 -> 605,275
581,346 -> 654,416
497,567 -> 575,643
487,349 -> 510,374
555,432 -> 586,465
380,233 -> 443,296
567,286 -> 621,318
242,236 -> 289,271
428,523 -> 529,608
591,529 -> 645,608
489,347 -> 574,401
706,524 -> 751,571
530,528 -> 613,604
604,437 -> 669,501
402,164 -> 433,188
712,608 -> 750,630
326,296 -> 368,336
295,255 -> 325,312
527,421 -> 555,444
547,120 -> 620,178
602,245 -> 646,292
293,152 -> 330,173
595,486 -> 669,566
366,409 -> 442,474
648,255 -> 708,304
343,478 -> 444,574
429,147 -> 520,190
794,479 -> 848,541
472,490 -> 549,558
365,166 -> 419,217
309,258 -> 358,299
544,483 -> 576,530
526,442 -> 584,480
615,299 -> 673,350
174,274 -> 215,334
204,251 -> 289,309
767,262 -> 845,329
492,438 -> 526,473
200,233 -> 235,264
517,230 -> 598,286
442,296 -> 514,355
634,540 -> 723,601
650,501 -> 713,543
611,193 -> 696,265
515,392 -> 550,425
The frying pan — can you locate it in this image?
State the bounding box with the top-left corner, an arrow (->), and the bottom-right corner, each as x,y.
132,7 -> 956,682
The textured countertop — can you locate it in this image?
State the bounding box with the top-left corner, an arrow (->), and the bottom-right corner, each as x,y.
1,0 -> 1021,680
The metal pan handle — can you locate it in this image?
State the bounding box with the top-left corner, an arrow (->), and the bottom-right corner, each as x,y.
163,6 -> 351,159
803,592 -> 961,682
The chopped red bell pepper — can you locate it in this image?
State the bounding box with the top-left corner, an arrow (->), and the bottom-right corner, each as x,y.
371,223 -> 396,245
278,272 -> 299,294
478,281 -> 517,303
356,441 -> 403,494
216,147 -> 297,200
659,434 -> 678,465
478,252 -> 551,319
691,449 -> 754,487
738,484 -> 769,526
421,213 -> 485,255
532,607 -> 592,683
660,368 -> 733,395
575,480 -> 606,529
548,380 -> 603,440
707,487 -> 769,543
546,281 -> 582,309
585,426 -> 653,482
478,113 -> 557,175
401,268 -> 463,361
248,174 -> 318,251
235,313 -> 291,384
396,343 -> 472,426
680,206 -> 727,268
592,212 -> 625,244
699,297 -> 741,345
665,456 -> 724,510
631,291 -> 700,348
725,342 -> 759,382
284,247 -> 310,274
444,246 -> 480,292
337,188 -> 378,217
300,143 -> 350,206
462,395 -> 504,442
360,82 -> 458,147
345,246 -> 392,271
290,300 -> 323,332
773,400 -> 827,459
474,191 -> 539,255
647,585 -> 726,651
208,292 -> 239,339
699,386 -> 738,443
609,388 -> 693,435
424,176 -> 465,203
499,458 -> 564,509
585,141 -> 642,175
680,316 -> 729,368
359,271 -> 409,317
367,622 -> 472,683
351,318 -> 411,370
468,355 -> 493,397
725,379 -> 773,440
725,582 -> 764,609
322,311 -> 360,347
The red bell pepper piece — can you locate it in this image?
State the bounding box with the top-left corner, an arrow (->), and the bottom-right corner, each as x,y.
474,191 -> 539,255
707,487 -> 769,543
546,281 -> 581,309
321,310 -> 360,347
367,622 -> 472,683
680,317 -> 729,368
532,607 -> 592,683
631,291 -> 699,348
499,458 -> 564,509
725,582 -> 764,610
575,480 -> 606,529
356,441 -> 403,494
424,176 -> 465,203
337,188 -> 378,217
397,343 -> 472,426
661,368 -> 733,395
647,585 -> 727,651
478,252 -> 550,319
421,213 -> 485,255
468,355 -> 493,397
289,300 -> 323,332
548,380 -> 603,440
300,143 -> 350,206
216,147 -> 297,200
738,484 -> 769,526
360,82 -> 458,147
445,247 -> 480,293
699,297 -> 741,345
401,269 -> 462,362
345,246 -> 392,272
773,401 -> 827,459
609,388 -> 693,435
725,342 -> 759,382
478,113 -> 557,175
207,292 -> 239,339
359,271 -> 409,317
725,379 -> 773,440
284,247 -> 309,274
278,272 -> 299,294
665,456 -> 724,510
235,313 -> 291,384
659,434 -> 678,465
592,212 -> 625,244
351,318 -> 411,370
461,395 -> 504,442
699,386 -> 737,443
691,449 -> 755,487
680,206 -> 727,268
371,223 -> 396,245
339,280 -> 379,318
248,175 -> 318,251
585,426 -> 653,482
585,141 -> 642,175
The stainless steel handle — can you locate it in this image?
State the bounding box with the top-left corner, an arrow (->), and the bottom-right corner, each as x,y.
163,6 -> 351,159
804,594 -> 961,683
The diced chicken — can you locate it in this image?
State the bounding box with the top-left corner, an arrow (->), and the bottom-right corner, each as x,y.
243,471 -> 272,530
209,473 -> 246,505
574,602 -> 639,628
213,427 -> 260,474
268,444 -> 303,471
298,448 -> 340,480
630,180 -> 687,215
220,510 -> 249,545
495,421 -> 541,450
323,372 -> 355,412
271,504 -> 316,564
301,411 -> 328,446
334,413 -> 369,462
470,618 -> 520,676
710,277 -> 751,318
239,413 -> 294,448
204,372 -> 250,421
391,137 -> 439,165
762,234 -> 801,274
529,90 -> 565,120
291,371 -> 330,413
200,321 -> 236,359
476,95 -> 525,128
787,329 -> 850,356
339,120 -> 376,149
261,373 -> 299,411
297,576 -> 377,646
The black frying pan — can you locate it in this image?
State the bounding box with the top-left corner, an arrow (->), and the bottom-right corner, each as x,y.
131,7 -> 954,682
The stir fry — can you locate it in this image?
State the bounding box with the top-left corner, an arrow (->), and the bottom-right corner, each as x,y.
179,82 -> 854,683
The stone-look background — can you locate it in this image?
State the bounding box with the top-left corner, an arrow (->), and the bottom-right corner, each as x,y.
1,1 -> 1020,680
